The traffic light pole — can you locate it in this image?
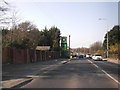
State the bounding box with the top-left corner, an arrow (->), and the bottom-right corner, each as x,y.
69,35 -> 70,58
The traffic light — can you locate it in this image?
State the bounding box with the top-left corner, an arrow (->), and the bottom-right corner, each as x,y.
63,43 -> 67,48
61,37 -> 67,43
61,36 -> 68,58
61,43 -> 67,50
61,37 -> 67,50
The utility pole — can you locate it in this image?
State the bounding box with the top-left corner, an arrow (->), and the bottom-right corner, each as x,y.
69,35 -> 70,58
107,31 -> 109,58
99,18 -> 109,58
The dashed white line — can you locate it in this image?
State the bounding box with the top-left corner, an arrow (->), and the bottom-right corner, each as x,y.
87,59 -> 120,85
43,71 -> 48,74
41,66 -> 52,70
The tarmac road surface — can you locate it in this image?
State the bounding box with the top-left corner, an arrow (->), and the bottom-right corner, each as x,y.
21,58 -> 119,88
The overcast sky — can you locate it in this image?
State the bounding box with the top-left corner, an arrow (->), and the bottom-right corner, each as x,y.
8,1 -> 118,48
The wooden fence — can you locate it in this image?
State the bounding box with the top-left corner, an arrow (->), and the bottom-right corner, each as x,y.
2,47 -> 60,64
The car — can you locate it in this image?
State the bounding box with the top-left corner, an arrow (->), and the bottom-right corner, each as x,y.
78,55 -> 84,59
86,54 -> 92,59
92,54 -> 102,61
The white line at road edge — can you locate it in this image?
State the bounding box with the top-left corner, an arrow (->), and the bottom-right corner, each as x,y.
93,64 -> 99,68
101,69 -> 120,85
87,59 -> 120,85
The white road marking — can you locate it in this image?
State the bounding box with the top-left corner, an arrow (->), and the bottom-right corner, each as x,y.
93,64 -> 99,68
43,71 -> 48,73
101,69 -> 120,85
87,59 -> 120,85
88,60 -> 98,68
88,60 -> 93,63
40,64 -> 60,70
41,66 -> 52,70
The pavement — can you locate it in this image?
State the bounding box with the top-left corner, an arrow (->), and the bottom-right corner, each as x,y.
1,78 -> 33,88
106,58 -> 119,64
1,59 -> 65,89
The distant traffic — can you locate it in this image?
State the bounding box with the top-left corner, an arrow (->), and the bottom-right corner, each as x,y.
70,54 -> 107,61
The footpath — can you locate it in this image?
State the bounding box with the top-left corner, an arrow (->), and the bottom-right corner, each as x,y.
106,58 -> 119,64
1,59 -> 64,89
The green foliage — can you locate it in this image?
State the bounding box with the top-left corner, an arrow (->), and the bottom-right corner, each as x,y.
103,25 -> 120,50
103,25 -> 120,59
2,22 -> 61,51
2,29 -> 9,36
38,26 -> 61,51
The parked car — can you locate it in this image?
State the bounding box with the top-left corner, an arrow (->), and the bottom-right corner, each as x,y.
92,54 -> 102,61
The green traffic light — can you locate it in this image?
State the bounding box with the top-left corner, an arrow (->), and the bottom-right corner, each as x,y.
64,44 -> 67,48
61,43 -> 67,50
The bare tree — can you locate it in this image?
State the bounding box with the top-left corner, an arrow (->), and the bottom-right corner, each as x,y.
90,41 -> 103,54
0,0 -> 11,29
10,9 -> 21,29
3,21 -> 40,49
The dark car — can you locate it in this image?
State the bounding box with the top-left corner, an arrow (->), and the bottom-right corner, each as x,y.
78,55 -> 84,59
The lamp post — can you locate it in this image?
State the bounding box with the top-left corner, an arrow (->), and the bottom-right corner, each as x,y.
99,18 -> 109,58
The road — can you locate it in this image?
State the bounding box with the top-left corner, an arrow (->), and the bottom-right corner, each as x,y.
21,58 -> 119,88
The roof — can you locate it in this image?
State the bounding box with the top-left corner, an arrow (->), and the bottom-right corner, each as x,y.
36,46 -> 50,51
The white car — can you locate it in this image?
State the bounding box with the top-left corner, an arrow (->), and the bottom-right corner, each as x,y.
92,54 -> 102,61
86,54 -> 92,59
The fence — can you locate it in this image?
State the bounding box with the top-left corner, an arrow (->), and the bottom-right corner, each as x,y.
2,47 -> 13,63
2,47 -> 60,64
36,50 -> 60,61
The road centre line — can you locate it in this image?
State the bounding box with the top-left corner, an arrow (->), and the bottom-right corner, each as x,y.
41,66 -> 53,70
87,59 -> 120,85
40,62 -> 61,70
40,63 -> 62,74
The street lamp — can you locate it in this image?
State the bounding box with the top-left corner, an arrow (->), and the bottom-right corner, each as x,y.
99,18 -> 109,58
